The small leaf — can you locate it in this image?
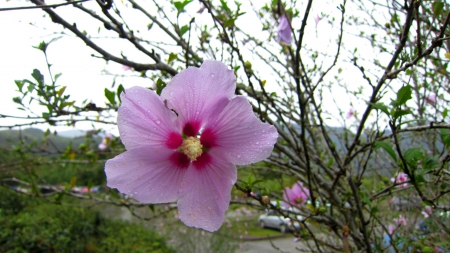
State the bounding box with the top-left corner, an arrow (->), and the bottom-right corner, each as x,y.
117,84 -> 125,103
15,80 -> 24,92
156,78 -> 166,95
393,109 -> 411,118
442,108 -> 448,118
403,148 -> 423,164
104,88 -> 116,105
168,53 -> 178,63
174,0 -> 193,15
370,102 -> 389,115
396,85 -> 412,106
327,157 -> 334,168
31,69 -> 44,85
54,73 -> 62,82
13,97 -> 22,104
180,25 -> 189,36
374,141 -> 397,162
224,18 -> 236,28
57,86 -> 66,97
33,41 -> 48,52
433,0 -> 444,17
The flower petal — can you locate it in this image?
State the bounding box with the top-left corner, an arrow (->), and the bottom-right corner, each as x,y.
118,86 -> 181,150
204,96 -> 278,165
160,61 -> 236,131
177,154 -> 237,232
105,149 -> 188,203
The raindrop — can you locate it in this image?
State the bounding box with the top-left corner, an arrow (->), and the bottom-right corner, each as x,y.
237,155 -> 241,158
156,120 -> 161,124
256,142 -> 259,144
211,73 -> 215,78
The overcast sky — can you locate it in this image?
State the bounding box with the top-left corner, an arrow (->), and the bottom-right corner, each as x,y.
0,0 -> 380,134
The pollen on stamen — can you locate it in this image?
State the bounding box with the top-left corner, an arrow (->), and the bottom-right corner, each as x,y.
181,136 -> 203,161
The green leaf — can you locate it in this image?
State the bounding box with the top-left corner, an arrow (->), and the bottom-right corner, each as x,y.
156,78 -> 166,95
54,73 -> 62,82
370,102 -> 389,115
13,97 -> 22,104
31,69 -> 44,85
168,53 -> 178,63
33,41 -> 48,52
374,141 -> 397,162
392,109 -> 411,118
223,18 -> 236,28
442,108 -> 448,118
57,86 -> 66,97
396,85 -> 412,106
117,84 -> 125,103
174,0 -> 193,15
60,101 -> 75,109
104,88 -> 116,105
180,25 -> 189,36
327,157 -> 334,168
423,155 -> 438,171
15,80 -> 24,92
404,148 -> 423,164
433,0 -> 444,17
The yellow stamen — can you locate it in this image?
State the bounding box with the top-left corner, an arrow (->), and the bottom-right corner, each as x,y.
181,136 -> 203,161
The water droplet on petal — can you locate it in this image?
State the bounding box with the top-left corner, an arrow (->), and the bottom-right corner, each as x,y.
156,120 -> 161,124
237,155 -> 241,158
211,73 -> 215,78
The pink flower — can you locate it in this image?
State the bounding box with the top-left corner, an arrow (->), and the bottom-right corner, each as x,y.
425,93 -> 436,105
105,61 -> 278,232
388,224 -> 395,235
98,133 -> 113,150
394,215 -> 407,226
314,14 -> 322,28
277,16 -> 292,45
422,206 -> 433,218
390,172 -> 408,188
346,108 -> 354,119
122,65 -> 132,71
283,181 -> 310,206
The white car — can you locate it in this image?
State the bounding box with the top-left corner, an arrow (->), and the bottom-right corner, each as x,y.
258,210 -> 302,234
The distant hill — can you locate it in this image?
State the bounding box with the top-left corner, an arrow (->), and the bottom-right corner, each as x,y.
57,129 -> 87,138
0,128 -> 101,153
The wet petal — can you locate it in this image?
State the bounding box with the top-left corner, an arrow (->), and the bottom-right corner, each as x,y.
118,86 -> 181,150
177,154 -> 237,232
160,61 -> 235,130
105,149 -> 188,203
204,96 -> 278,165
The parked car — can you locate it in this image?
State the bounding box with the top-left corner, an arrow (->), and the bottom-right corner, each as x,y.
258,210 -> 303,234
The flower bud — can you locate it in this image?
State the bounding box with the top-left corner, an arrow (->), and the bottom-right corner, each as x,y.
318,206 -> 327,214
261,195 -> 270,205
244,61 -> 252,69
